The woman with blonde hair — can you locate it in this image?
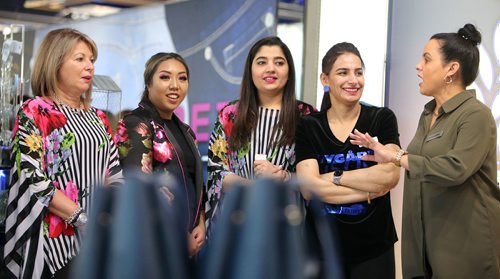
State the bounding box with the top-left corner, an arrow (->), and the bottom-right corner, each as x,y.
4,28 -> 122,278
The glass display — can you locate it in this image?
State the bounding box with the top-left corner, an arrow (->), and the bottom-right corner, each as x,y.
0,24 -> 24,151
91,75 -> 122,132
0,24 -> 24,227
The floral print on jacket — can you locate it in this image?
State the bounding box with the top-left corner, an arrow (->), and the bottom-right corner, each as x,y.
117,118 -> 174,173
115,101 -> 205,229
4,96 -> 123,277
10,97 -> 119,238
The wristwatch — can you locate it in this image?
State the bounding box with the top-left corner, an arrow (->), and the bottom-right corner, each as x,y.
333,169 -> 343,186
72,212 -> 88,228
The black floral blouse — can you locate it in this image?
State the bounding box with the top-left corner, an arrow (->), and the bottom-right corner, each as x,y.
116,101 -> 205,230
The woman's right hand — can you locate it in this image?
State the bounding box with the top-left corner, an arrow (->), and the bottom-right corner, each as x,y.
349,129 -> 397,164
187,232 -> 198,257
254,160 -> 285,180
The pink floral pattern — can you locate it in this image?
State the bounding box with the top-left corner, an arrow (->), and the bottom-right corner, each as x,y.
24,97 -> 67,137
116,104 -> 192,173
221,103 -> 238,138
115,102 -> 205,237
11,97 -> 118,238
153,141 -> 172,163
135,123 -> 149,137
96,109 -> 116,143
6,96 -> 124,277
115,120 -> 128,143
21,98 -> 78,238
44,181 -> 79,237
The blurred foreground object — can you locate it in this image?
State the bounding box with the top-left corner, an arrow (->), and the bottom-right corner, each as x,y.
201,179 -> 345,279
75,171 -> 190,279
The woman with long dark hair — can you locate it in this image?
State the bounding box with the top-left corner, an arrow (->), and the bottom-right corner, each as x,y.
205,36 -> 315,237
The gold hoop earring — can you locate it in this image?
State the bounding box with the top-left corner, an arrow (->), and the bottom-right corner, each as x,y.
444,76 -> 453,84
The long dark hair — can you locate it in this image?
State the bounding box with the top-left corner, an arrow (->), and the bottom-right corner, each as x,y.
320,42 -> 364,111
431,23 -> 481,87
140,52 -> 190,103
230,36 -> 298,150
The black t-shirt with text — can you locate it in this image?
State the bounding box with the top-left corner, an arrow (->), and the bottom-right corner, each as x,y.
296,103 -> 400,264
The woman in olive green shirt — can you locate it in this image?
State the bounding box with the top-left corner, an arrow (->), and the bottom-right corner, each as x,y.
351,23 -> 500,279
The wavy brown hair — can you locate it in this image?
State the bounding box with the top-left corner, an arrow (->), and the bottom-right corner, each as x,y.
230,36 -> 298,150
31,28 -> 98,109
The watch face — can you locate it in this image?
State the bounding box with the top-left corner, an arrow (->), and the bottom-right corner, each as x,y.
75,213 -> 88,227
79,213 -> 88,223
333,169 -> 343,185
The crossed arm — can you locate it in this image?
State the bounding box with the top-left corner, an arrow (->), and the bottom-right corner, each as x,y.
297,144 -> 400,204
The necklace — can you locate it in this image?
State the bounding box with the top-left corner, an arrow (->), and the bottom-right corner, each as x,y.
54,94 -> 84,113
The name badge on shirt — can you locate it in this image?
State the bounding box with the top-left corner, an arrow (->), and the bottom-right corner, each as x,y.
426,130 -> 443,142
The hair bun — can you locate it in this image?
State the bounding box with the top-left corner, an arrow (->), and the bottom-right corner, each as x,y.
458,23 -> 481,45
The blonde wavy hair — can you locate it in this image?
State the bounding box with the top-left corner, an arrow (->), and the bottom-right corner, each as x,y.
31,28 -> 98,109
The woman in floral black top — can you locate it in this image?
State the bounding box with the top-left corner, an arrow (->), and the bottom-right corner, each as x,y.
205,36 -> 315,239
116,53 -> 205,257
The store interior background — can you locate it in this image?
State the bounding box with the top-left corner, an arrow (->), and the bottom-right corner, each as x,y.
0,1 -> 499,278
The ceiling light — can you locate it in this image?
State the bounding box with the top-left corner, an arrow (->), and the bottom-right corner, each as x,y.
61,4 -> 122,19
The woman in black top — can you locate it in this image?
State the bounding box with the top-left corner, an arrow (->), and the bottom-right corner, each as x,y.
116,52 -> 205,257
295,42 -> 400,278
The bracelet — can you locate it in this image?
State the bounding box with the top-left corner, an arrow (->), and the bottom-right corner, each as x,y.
64,207 -> 83,225
394,149 -> 408,167
70,211 -> 83,225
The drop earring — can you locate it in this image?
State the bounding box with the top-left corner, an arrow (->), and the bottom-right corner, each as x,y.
323,85 -> 330,92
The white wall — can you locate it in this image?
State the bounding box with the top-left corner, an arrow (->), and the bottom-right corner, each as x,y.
278,22 -> 304,99
317,0 -> 390,108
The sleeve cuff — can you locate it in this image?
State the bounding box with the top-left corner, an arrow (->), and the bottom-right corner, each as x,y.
38,188 -> 56,207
